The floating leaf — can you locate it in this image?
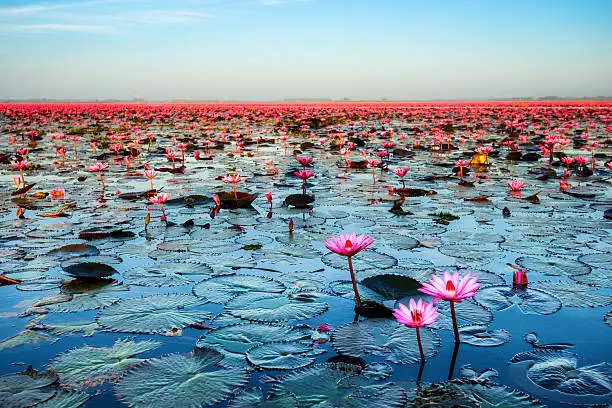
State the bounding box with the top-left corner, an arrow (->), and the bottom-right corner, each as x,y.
515,256 -> 591,277
124,260 -> 216,287
270,364 -> 407,407
0,330 -> 57,352
529,281 -> 612,308
410,379 -> 544,407
578,253 -> 612,270
458,325 -> 511,347
246,342 -> 315,370
0,370 -> 57,408
33,391 -> 90,408
362,362 -> 393,381
361,274 -> 420,301
510,349 -> 612,396
37,321 -> 100,337
227,292 -> 327,322
332,319 -> 439,364
251,247 -> 321,264
475,286 -> 562,315
50,339 -> 161,388
197,323 -> 312,368
427,299 -> 494,329
46,294 -> 117,313
115,348 -> 249,407
97,294 -> 210,334
229,387 -> 298,408
193,275 -> 285,304
61,262 -> 117,279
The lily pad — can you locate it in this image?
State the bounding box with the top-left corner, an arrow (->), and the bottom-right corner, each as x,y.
515,256 -> 591,277
114,348 -> 249,407
332,319 -> 439,364
193,275 -> 286,304
124,260 -> 216,287
229,387 -> 298,408
529,281 -> 612,308
510,349 -> 612,396
0,370 -> 57,408
97,294 -> 210,334
197,323 -> 312,368
474,286 -> 562,315
227,292 -> 328,322
270,364 -> 407,407
246,342 -> 315,370
50,339 -> 161,388
458,325 -> 511,347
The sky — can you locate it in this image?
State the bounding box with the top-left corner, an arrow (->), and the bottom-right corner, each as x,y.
0,0 -> 611,101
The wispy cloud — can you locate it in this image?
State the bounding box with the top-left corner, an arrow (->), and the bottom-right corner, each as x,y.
2,23 -> 113,33
0,0 -> 127,16
114,10 -> 212,24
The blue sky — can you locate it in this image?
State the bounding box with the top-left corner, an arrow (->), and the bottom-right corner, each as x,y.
1,0 -> 611,100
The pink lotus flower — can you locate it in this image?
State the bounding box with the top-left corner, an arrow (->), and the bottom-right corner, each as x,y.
144,169 -> 158,190
324,232 -> 373,257
294,169 -> 314,181
513,269 -> 528,287
88,162 -> 109,190
222,174 -> 247,184
393,298 -> 439,362
317,323 -> 333,332
393,167 -> 410,188
561,156 -> 575,167
324,232 -> 373,308
148,193 -> 169,205
148,193 -> 169,225
296,156 -> 313,168
222,173 -> 246,201
88,162 -> 109,173
393,298 -> 439,328
507,180 -> 525,191
10,160 -> 29,170
265,192 -> 272,205
420,271 -> 480,303
419,271 -> 479,343
294,169 -> 315,194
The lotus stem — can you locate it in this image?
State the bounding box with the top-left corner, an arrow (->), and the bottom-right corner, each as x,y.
347,256 -> 362,308
449,300 -> 460,343
416,326 -> 425,362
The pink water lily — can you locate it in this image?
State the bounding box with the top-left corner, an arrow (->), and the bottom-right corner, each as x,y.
296,156 -> 313,168
393,298 -> 439,361
507,179 -> 525,191
10,159 -> 30,185
393,167 -> 410,188
294,169 -> 315,194
144,169 -> 158,190
419,271 -> 479,343
324,232 -> 373,308
88,162 -> 109,190
148,193 -> 169,225
222,173 -> 246,201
